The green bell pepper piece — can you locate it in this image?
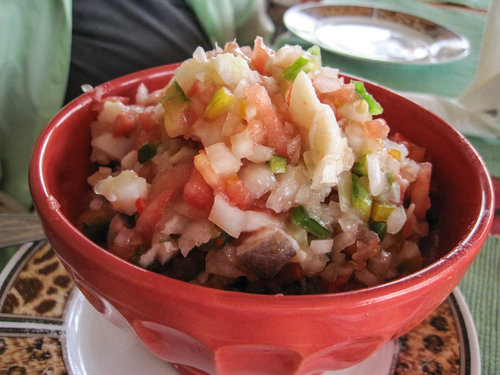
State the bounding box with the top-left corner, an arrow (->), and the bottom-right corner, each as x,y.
352,175 -> 372,222
137,142 -> 158,164
353,81 -> 383,115
290,205 -> 332,239
268,155 -> 287,173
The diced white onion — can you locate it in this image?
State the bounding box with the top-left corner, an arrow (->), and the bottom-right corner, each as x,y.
81,84 -> 94,93
367,153 -> 388,196
333,230 -> 356,252
209,194 -> 246,238
367,250 -> 392,277
193,46 -> 208,62
91,133 -> 135,163
97,100 -> 127,124
230,130 -> 254,159
266,166 -> 308,213
177,220 -> 214,256
338,171 -> 352,212
159,213 -> 189,237
246,144 -> 274,163
239,163 -> 276,198
113,227 -> 135,248
354,268 -> 380,286
94,170 -> 149,215
244,211 -> 279,232
386,205 -> 406,234
135,83 -> 149,105
309,239 -> 334,254
121,150 -> 139,170
205,142 -> 242,177
397,241 -> 421,264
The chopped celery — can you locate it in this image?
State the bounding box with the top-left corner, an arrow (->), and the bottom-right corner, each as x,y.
352,155 -> 368,176
351,175 -> 372,222
137,142 -> 157,164
353,81 -> 383,115
370,201 -> 396,222
290,205 -> 332,239
204,86 -> 235,119
268,155 -> 287,173
369,221 -> 387,240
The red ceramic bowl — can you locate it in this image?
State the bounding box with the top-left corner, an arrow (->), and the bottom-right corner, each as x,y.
29,64 -> 494,375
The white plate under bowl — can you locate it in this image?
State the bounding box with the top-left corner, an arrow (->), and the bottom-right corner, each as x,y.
283,4 -> 470,65
0,242 -> 481,374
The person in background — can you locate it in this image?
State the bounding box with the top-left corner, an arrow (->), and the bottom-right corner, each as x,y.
0,0 -> 274,210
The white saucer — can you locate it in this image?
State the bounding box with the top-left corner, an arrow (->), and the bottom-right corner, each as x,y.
65,290 -> 397,375
283,4 -> 470,65
0,242 -> 481,374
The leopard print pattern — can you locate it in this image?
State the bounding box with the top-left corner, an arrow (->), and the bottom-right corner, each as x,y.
1,242 -> 73,318
0,337 -> 67,375
394,302 -> 460,374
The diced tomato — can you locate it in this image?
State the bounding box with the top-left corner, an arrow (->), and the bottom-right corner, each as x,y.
246,118 -> 266,144
149,161 -> 193,200
105,96 -> 130,105
245,83 -> 299,158
409,162 -> 432,219
184,80 -> 218,126
252,36 -> 273,73
225,176 -> 256,210
113,112 -> 137,137
135,198 -> 147,214
363,118 -> 389,139
183,167 -> 214,209
173,198 -> 212,220
134,189 -> 174,243
408,144 -> 427,163
270,92 -> 291,123
319,84 -> 357,109
91,96 -> 130,113
193,151 -> 225,192
188,79 -> 217,105
138,112 -> 162,141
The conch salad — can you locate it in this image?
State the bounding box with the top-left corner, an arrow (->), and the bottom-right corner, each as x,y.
78,38 -> 437,294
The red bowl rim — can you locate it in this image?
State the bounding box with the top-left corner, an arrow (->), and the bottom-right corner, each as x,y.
29,64 -> 495,310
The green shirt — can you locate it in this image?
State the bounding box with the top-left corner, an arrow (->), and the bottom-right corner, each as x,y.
0,0 -> 273,208
0,0 -> 72,207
